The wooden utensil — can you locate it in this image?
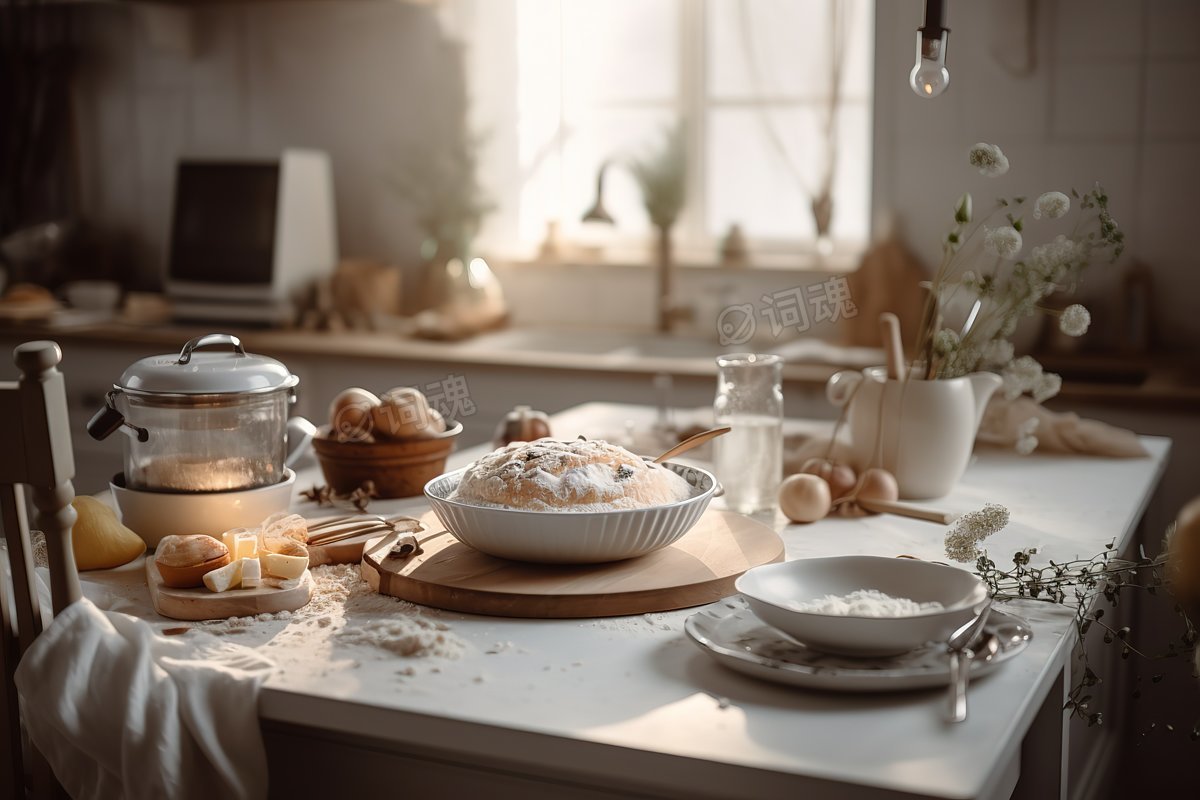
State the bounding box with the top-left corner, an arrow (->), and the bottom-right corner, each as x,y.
880,312 -> 906,381
361,509 -> 784,618
855,497 -> 956,525
653,426 -> 731,464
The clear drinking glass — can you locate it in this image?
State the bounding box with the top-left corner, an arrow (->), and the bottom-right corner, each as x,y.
713,353 -> 783,514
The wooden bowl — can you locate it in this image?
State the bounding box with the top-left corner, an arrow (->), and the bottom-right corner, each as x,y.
312,422 -> 462,498
155,553 -> 232,589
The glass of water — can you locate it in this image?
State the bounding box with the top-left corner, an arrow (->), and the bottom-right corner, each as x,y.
713,353 -> 783,514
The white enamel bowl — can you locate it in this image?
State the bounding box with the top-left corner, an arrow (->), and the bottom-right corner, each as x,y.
110,469 -> 296,548
424,461 -> 717,564
735,556 -> 988,657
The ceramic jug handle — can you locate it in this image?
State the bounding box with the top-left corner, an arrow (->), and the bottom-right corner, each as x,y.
826,370 -> 863,408
285,416 -> 317,468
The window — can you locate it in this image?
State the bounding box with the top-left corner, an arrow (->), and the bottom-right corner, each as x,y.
466,0 -> 874,264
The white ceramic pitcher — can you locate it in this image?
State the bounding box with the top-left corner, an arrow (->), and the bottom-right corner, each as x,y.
826,367 -> 1003,499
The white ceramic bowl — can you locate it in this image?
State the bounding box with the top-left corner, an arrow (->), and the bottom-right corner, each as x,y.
735,556 -> 988,657
63,280 -> 121,312
110,468 -> 296,548
424,461 -> 717,564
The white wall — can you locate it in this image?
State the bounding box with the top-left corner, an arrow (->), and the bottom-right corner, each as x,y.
71,1 -> 464,295
70,0 -> 1200,348
873,0 -> 1200,350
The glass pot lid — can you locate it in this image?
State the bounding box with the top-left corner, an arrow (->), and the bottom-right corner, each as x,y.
117,333 -> 298,396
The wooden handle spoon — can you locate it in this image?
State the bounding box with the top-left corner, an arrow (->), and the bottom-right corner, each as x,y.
652,426 -> 731,463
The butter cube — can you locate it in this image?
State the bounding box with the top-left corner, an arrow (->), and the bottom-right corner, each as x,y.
221,528 -> 258,561
240,556 -> 261,589
260,552 -> 308,581
202,559 -> 244,593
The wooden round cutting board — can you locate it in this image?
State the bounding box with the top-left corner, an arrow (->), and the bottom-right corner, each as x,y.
360,509 -> 784,618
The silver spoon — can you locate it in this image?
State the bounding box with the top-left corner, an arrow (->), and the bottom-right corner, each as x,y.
946,599 -> 993,723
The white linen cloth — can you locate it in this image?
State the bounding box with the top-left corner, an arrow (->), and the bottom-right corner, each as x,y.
14,596 -> 275,800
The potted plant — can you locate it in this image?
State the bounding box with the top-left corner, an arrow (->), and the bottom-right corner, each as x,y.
828,143 -> 1124,498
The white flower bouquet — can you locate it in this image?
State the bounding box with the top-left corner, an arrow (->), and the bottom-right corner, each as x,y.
913,143 -> 1125,452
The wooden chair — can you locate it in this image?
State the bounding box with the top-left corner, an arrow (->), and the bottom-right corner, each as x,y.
0,341 -> 80,799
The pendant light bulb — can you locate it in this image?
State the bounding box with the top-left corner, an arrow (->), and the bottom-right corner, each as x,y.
910,1 -> 950,99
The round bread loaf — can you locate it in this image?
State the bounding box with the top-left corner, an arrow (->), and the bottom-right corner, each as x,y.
155,534 -> 231,588
451,438 -> 691,511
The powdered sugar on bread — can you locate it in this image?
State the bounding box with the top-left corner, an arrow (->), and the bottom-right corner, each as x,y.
451,438 -> 692,511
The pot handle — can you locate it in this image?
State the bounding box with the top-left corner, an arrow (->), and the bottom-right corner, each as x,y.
86,390 -> 148,442
826,370 -> 863,408
285,416 -> 317,468
177,333 -> 246,364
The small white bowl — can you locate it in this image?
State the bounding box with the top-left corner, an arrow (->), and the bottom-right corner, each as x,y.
63,280 -> 121,312
424,461 -> 717,564
735,556 -> 988,657
110,469 -> 296,548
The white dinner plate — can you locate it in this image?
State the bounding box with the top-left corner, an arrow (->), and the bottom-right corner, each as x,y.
685,597 -> 1032,692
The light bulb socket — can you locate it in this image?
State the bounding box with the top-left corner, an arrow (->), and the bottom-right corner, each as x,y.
918,28 -> 949,61
920,0 -> 948,33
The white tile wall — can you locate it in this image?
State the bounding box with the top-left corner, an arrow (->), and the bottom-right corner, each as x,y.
70,1 -> 1200,346
873,0 -> 1200,348
1147,0 -> 1200,58
71,2 -> 455,297
1145,61 -> 1200,138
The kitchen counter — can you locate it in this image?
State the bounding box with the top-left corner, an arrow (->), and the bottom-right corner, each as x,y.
2,320 -> 1197,411
0,320 -> 875,383
79,401 -> 1171,800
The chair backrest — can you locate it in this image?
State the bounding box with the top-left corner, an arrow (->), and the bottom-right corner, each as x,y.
0,340 -> 80,799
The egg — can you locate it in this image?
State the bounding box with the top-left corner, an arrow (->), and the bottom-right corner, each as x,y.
849,468 -> 900,515
371,387 -> 446,439
778,474 -> 832,524
799,457 -> 858,500
329,388 -> 380,442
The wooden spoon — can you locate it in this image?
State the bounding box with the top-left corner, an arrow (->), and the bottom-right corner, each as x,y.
652,426 -> 731,463
830,495 -> 956,525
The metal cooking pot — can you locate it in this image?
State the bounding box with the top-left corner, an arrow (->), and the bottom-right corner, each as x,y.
86,333 -> 315,493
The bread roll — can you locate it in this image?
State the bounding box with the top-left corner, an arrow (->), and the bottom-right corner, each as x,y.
155,534 -> 231,588
372,387 -> 445,439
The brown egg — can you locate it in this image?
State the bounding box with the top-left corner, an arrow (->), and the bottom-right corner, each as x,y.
853,468 -> 900,509
329,388 -> 380,442
799,457 -> 858,500
778,474 -> 833,524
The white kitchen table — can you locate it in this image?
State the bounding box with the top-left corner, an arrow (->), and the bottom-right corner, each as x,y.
83,402 -> 1171,800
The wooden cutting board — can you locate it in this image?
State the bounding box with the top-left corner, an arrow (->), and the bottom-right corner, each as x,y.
360,509 -> 784,618
146,559 -> 313,621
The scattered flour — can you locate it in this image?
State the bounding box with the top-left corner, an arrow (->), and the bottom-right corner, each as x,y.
787,589 -> 944,617
201,563 -> 466,659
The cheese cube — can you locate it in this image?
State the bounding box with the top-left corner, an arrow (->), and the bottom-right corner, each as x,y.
202,559 -> 244,593
221,528 -> 258,561
260,552 -> 308,580
240,556 -> 261,589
